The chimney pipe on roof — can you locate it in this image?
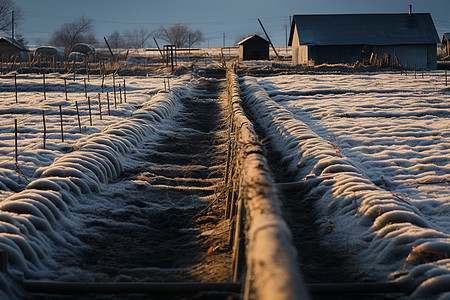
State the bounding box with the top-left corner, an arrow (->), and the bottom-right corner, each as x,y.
409,4 -> 412,14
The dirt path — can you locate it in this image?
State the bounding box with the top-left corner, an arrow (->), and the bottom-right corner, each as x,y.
32,76 -> 234,299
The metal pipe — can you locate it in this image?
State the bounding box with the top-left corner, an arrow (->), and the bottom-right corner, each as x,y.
23,281 -> 242,295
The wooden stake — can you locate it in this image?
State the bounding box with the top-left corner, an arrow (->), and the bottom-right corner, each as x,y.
75,101 -> 81,133
14,73 -> 17,103
84,78 -> 87,98
14,119 -> 18,171
113,74 -> 117,104
42,111 -> 46,149
446,70 -> 448,87
59,105 -> 64,142
123,79 -> 126,103
88,97 -> 92,126
64,78 -> 68,101
101,75 -> 105,93
106,91 -> 111,115
98,93 -> 102,120
73,60 -> 76,81
119,84 -> 122,103
43,74 -> 46,100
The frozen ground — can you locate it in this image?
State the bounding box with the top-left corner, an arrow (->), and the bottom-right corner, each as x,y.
241,70 -> 450,298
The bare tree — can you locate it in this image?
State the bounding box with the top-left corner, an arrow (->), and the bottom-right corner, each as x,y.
0,0 -> 23,40
50,16 -> 97,53
155,23 -> 204,48
124,27 -> 153,49
107,30 -> 125,49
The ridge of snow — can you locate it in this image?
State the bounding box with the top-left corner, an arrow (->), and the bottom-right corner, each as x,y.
241,76 -> 450,298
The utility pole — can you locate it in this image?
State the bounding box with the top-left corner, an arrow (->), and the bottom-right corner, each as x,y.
11,10 -> 14,40
257,18 -> 279,59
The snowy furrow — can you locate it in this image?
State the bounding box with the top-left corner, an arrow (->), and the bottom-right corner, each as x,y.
241,78 -> 450,298
0,83 -> 189,299
228,72 -> 308,300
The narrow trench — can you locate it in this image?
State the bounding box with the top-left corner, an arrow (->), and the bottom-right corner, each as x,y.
243,100 -> 395,300
32,76 -> 234,299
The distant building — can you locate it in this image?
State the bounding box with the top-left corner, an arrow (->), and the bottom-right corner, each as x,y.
442,33 -> 450,57
237,34 -> 270,61
289,13 -> 440,69
0,37 -> 28,61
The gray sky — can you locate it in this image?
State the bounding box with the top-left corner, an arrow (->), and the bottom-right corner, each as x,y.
15,0 -> 450,47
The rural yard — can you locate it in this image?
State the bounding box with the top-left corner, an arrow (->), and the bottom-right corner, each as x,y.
0,60 -> 448,300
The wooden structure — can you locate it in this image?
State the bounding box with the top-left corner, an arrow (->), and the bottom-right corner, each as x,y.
289,13 -> 440,69
0,37 -> 28,61
442,33 -> 450,57
237,34 -> 270,61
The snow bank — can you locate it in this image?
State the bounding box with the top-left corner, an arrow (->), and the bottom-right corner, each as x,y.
240,77 -> 450,298
0,82 -> 189,298
227,70 -> 308,300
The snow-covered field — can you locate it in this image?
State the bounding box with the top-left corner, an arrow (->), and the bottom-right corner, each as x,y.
0,72 -> 193,298
241,71 -> 450,298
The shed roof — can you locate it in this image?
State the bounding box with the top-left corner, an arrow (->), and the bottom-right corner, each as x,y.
0,36 -> 28,51
442,32 -> 450,44
289,13 -> 440,46
237,34 -> 269,45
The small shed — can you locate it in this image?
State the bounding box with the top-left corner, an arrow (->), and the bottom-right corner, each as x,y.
289,13 -> 440,69
442,33 -> 450,57
238,34 -> 270,61
0,37 -> 28,61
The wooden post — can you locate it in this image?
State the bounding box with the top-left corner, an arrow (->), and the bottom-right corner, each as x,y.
106,91 -> 111,115
119,84 -> 122,103
84,78 -> 87,98
43,74 -> 46,100
59,105 -> 64,142
123,79 -> 126,103
73,60 -> 76,81
75,101 -> 81,133
64,78 -> 68,101
42,111 -> 46,149
445,70 -> 448,86
98,93 -> 102,120
113,74 -> 117,104
14,119 -> 18,171
101,75 -> 105,93
14,73 -> 18,103
87,97 -> 92,126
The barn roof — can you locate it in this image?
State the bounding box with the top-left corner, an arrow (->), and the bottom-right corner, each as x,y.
237,34 -> 269,45
0,36 -> 28,51
289,13 -> 440,46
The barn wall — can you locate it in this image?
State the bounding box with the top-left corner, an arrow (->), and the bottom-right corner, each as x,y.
308,45 -> 362,65
291,27 -> 300,65
373,44 -> 436,70
291,42 -> 437,70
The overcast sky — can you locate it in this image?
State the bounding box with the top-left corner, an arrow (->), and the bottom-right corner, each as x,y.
15,0 -> 450,48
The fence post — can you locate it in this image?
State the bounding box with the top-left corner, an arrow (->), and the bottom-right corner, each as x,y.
123,79 -> 126,103
64,78 -> 68,101
43,74 -> 46,100
14,119 -> 18,171
107,92 -> 111,115
75,101 -> 81,133
59,105 -> 64,142
113,74 -> 117,104
14,73 -> 18,103
98,93 -> 102,120
42,110 -> 46,149
88,97 -> 92,126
